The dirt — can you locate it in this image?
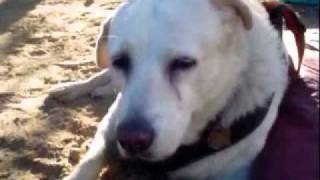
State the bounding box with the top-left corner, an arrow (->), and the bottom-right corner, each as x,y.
0,0 -> 120,179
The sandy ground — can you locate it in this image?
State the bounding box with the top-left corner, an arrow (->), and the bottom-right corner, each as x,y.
0,0 -> 120,179
0,0 -> 318,180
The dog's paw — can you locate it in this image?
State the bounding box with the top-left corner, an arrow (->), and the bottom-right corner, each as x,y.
48,81 -> 89,102
63,164 -> 102,180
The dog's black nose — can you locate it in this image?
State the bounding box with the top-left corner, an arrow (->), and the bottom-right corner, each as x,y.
117,120 -> 154,155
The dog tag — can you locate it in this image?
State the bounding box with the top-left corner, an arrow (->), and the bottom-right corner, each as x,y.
207,127 -> 232,150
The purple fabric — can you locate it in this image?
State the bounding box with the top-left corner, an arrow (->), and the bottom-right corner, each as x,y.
253,55 -> 319,180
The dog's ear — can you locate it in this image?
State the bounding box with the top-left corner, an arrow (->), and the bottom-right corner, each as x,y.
96,18 -> 112,68
214,0 -> 253,30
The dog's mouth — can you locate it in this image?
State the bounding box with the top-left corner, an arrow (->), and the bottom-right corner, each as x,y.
117,141 -> 171,162
116,142 -> 205,174
136,152 -> 160,161
120,150 -> 173,163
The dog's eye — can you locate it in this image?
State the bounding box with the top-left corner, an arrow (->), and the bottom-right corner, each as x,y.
169,57 -> 197,72
112,53 -> 130,72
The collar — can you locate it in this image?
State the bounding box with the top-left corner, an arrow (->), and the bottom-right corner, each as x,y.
120,94 -> 274,175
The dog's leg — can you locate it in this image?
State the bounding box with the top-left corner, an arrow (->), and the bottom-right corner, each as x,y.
211,161 -> 253,180
91,83 -> 115,97
65,134 -> 106,180
48,69 -> 112,102
65,112 -> 117,180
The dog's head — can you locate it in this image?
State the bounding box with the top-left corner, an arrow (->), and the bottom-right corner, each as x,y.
97,0 -> 253,161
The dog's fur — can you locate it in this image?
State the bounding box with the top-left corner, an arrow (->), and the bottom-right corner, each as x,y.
49,0 -> 288,179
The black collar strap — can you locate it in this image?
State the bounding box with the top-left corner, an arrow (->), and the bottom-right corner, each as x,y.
120,94 -> 274,175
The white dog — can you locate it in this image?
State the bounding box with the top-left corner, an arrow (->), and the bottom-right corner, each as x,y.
49,0 -> 288,179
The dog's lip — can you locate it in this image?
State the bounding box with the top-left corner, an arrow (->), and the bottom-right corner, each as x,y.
123,151 -> 168,162
116,141 -> 173,162
117,142 -> 154,160
136,151 -> 176,162
136,152 -> 155,160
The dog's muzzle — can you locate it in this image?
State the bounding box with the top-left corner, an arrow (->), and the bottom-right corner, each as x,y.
116,94 -> 274,174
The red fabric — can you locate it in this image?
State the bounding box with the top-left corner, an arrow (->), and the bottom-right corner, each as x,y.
262,1 -> 306,76
253,55 -> 319,180
254,3 -> 319,180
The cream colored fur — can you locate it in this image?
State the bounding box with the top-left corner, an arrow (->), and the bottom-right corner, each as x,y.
49,0 -> 288,179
